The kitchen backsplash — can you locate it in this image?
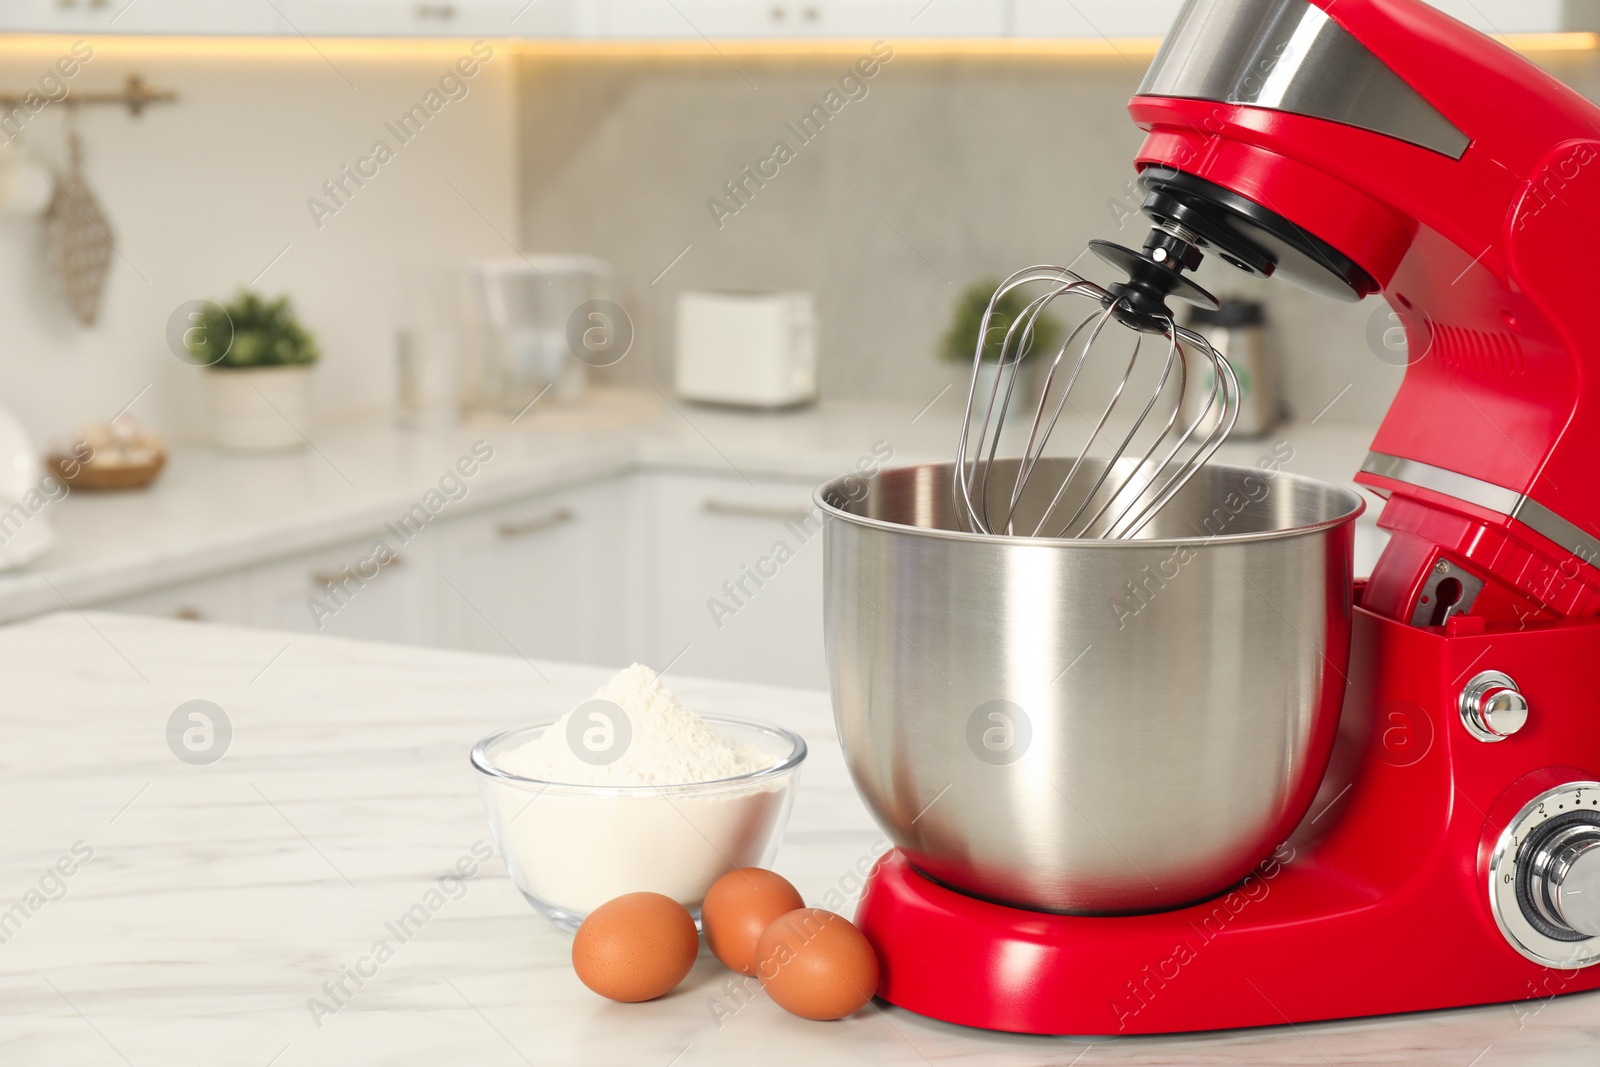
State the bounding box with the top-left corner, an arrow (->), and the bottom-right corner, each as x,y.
2,41 -> 1597,443
0,40 -> 518,446
516,47 -> 1600,426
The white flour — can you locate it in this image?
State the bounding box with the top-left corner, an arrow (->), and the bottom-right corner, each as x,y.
481,665 -> 798,919
498,664 -> 775,786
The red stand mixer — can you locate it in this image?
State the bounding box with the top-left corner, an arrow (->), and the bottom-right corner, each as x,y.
824,0 -> 1600,1035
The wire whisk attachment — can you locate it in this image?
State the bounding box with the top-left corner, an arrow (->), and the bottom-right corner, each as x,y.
952,256 -> 1240,540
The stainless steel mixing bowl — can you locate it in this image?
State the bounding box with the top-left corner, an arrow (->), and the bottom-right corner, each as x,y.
819,458 -> 1364,914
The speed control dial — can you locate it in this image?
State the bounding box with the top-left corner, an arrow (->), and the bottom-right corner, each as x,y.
1490,782 -> 1600,967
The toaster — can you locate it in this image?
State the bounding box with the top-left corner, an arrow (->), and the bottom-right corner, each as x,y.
673,290 -> 817,408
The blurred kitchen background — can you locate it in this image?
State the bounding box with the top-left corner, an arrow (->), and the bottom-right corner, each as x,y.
0,0 -> 1590,688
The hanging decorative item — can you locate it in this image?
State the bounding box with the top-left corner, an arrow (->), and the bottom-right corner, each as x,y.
0,74 -> 179,327
42,114 -> 115,326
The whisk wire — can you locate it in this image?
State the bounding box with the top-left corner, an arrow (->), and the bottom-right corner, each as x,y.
1027,301 -> 1141,538
954,266 -> 1086,534
1000,298 -> 1111,535
1108,326 -> 1241,539
977,283 -> 1076,530
1046,321 -> 1188,539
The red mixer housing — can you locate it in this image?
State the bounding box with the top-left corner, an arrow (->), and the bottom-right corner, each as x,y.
854,0 -> 1600,1035
1128,0 -> 1600,628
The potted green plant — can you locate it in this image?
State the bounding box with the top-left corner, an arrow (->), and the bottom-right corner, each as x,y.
939,280 -> 1062,420
187,291 -> 321,452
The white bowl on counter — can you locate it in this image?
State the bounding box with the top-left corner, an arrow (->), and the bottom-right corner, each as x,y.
471,716 -> 806,931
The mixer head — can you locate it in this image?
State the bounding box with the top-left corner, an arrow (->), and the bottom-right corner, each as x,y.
1116,0 -> 1600,625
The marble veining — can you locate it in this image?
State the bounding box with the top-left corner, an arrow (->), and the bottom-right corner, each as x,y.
5,612 -> 1590,1065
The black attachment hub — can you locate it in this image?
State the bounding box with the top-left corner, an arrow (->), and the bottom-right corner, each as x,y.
1090,231 -> 1220,334
1136,168 -> 1379,303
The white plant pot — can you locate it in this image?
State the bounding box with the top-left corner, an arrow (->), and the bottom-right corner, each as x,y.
204,366 -> 314,452
972,358 -> 1041,423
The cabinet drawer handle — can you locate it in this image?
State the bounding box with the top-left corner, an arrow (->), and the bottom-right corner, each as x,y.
310,555 -> 403,586
497,509 -> 575,539
703,499 -> 812,523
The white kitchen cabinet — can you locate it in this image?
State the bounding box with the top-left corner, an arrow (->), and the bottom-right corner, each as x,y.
1423,1 -> 1565,34
596,0 -> 776,37
91,470 -> 827,686
1016,1 -> 1580,42
437,479 -> 638,667
1012,0 -> 1181,39
248,534 -> 443,647
598,0 -> 1003,38
0,0 -> 1577,38
279,0 -> 588,38
646,471 -> 827,690
0,0 -> 583,36
98,570 -> 252,626
1011,1 -> 1567,40
810,0 -> 1005,37
1355,520 -> 1390,581
2,0 -> 292,35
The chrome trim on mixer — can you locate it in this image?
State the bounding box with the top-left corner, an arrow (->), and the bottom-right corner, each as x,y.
1361,452 -> 1600,572
1141,0 -> 1470,159
1359,452 -> 1522,513
1517,498 -> 1600,571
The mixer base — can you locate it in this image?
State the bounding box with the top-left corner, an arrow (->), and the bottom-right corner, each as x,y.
855,850 -> 1600,1034
854,606 -> 1600,1034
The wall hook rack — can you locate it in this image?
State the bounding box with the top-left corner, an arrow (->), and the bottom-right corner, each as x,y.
0,73 -> 177,118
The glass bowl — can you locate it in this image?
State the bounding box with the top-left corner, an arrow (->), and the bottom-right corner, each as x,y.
471,716 -> 806,931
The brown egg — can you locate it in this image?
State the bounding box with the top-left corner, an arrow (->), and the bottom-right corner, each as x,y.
755,908 -> 879,1020
703,868 -> 806,976
571,892 -> 699,1002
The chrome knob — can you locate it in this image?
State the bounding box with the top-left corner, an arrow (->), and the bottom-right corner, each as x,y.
1459,670 -> 1528,742
1528,825 -> 1600,937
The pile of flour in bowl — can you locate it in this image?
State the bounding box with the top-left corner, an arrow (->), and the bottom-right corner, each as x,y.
484,664 -> 797,916
499,664 -> 776,786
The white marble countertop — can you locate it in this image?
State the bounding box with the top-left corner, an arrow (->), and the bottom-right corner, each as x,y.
3,612 -> 1597,1066
0,391 -> 1386,622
